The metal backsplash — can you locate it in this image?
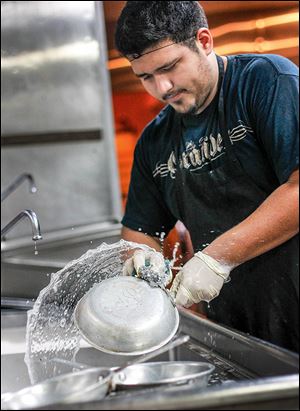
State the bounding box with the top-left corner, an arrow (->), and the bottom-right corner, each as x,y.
1,1 -> 122,238
1,1 -> 105,137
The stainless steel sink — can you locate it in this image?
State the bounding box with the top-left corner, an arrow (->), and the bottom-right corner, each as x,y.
2,222 -> 299,409
1,309 -> 171,395
1,308 -> 299,410
1,222 -> 122,300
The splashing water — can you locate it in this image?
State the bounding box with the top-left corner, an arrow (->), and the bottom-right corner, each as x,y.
159,232 -> 166,251
24,240 -> 155,384
170,241 -> 180,267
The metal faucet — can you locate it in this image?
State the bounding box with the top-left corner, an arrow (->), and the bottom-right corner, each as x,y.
1,209 -> 42,241
1,173 -> 37,202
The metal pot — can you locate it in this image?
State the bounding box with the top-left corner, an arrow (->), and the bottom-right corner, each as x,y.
1,335 -> 189,410
74,276 -> 179,355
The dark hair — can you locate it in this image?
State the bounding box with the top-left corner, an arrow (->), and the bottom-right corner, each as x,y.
115,1 -> 208,59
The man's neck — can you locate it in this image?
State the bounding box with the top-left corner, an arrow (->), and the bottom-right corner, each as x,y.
195,54 -> 227,115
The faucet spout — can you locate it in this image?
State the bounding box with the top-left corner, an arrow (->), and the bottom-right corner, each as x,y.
1,209 -> 42,241
1,173 -> 37,202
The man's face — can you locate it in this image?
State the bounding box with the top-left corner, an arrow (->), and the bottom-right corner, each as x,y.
131,40 -> 216,115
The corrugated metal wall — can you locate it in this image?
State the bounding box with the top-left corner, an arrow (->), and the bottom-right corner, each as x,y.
1,1 -> 122,239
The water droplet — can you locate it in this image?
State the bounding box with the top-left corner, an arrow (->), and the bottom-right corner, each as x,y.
34,241 -> 39,255
59,318 -> 66,328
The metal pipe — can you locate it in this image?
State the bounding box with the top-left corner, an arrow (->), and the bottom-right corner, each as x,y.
1,173 -> 37,202
1,209 -> 42,241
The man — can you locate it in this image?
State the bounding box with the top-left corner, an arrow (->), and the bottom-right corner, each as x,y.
115,1 -> 299,352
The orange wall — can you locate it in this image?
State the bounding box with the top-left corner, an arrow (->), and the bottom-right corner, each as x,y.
112,92 -> 164,137
112,92 -> 164,207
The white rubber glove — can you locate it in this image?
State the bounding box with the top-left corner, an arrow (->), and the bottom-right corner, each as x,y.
170,251 -> 232,307
122,249 -> 173,286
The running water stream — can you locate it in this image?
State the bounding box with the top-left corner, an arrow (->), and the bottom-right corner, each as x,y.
25,240 -> 168,384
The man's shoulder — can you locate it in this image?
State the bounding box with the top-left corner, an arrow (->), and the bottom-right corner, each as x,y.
229,53 -> 298,77
142,105 -> 175,138
135,105 -> 174,156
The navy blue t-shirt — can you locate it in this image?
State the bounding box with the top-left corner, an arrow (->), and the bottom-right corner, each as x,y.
122,54 -> 299,239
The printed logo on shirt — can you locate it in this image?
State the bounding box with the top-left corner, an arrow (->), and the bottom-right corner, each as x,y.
152,121 -> 254,179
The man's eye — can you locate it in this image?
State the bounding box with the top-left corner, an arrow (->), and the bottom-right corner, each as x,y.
162,63 -> 176,72
142,75 -> 151,81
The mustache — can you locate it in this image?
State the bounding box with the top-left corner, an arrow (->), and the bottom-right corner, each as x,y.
162,89 -> 187,101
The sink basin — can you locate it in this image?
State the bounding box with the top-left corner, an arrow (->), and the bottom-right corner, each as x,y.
1,310 -> 173,396
1,222 -> 122,300
1,261 -> 57,300
1,309 -> 299,410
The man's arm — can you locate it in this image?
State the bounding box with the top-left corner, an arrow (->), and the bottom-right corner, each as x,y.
203,169 -> 299,267
121,226 -> 161,251
171,169 -> 299,307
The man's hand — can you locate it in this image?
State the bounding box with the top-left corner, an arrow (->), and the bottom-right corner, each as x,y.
122,249 -> 173,286
170,251 -> 232,307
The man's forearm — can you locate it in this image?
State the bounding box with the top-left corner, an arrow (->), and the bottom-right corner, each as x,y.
121,226 -> 161,251
203,169 -> 299,267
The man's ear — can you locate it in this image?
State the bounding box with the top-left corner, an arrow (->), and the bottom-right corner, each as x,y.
195,28 -> 213,55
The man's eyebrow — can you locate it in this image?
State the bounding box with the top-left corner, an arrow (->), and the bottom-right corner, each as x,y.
134,58 -> 179,78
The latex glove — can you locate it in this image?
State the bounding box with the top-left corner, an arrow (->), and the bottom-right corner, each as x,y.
170,251 -> 231,307
122,249 -> 173,286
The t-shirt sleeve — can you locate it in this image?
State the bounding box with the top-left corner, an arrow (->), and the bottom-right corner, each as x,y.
251,59 -> 299,184
121,133 -> 177,237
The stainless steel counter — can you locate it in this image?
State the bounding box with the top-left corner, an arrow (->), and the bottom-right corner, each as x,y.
39,375 -> 299,410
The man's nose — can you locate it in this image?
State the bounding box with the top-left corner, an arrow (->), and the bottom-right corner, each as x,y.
155,75 -> 173,96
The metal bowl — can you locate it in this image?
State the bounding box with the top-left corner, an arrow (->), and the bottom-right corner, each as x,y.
113,361 -> 215,389
74,276 -> 179,355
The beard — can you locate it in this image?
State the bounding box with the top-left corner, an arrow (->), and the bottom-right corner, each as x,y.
170,87 -> 211,115
184,95 -> 208,115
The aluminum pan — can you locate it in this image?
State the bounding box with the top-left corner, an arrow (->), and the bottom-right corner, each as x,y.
1,368 -> 111,410
113,361 -> 215,388
74,276 -> 179,355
